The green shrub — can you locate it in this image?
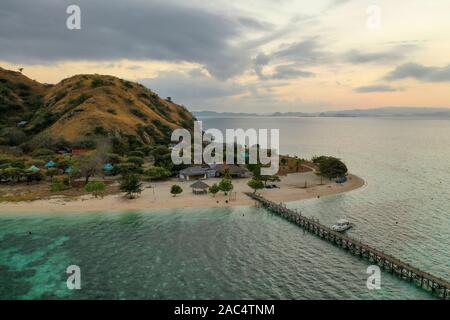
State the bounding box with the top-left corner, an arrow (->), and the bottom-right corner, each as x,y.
127,156 -> 144,167
144,166 -> 171,181
91,78 -> 107,88
94,126 -> 108,136
131,109 -> 147,119
120,174 -> 143,199
85,181 -> 106,198
51,180 -> 66,192
128,151 -> 144,158
170,185 -> 183,197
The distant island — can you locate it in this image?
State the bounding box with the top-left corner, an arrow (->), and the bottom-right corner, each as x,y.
194,107 -> 450,119
0,66 -> 364,213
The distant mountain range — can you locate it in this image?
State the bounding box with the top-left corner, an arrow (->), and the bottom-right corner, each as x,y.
194,107 -> 450,118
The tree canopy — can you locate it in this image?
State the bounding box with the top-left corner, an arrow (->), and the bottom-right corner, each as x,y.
120,174 -> 143,199
247,179 -> 264,193
313,156 -> 348,180
145,166 -> 171,181
218,178 -> 233,195
170,184 -> 183,197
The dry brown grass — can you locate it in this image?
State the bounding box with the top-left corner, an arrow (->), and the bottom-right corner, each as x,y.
0,181 -> 120,203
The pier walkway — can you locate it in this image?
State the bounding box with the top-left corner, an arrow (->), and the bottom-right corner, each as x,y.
245,192 -> 450,299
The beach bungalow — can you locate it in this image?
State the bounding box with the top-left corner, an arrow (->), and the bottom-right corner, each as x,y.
45,160 -> 56,168
190,180 -> 209,195
65,166 -> 73,174
103,163 -> 114,172
179,166 -> 209,181
209,164 -> 250,178
28,165 -> 40,172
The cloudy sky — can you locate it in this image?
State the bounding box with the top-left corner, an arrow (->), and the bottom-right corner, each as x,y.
1,0 -> 449,113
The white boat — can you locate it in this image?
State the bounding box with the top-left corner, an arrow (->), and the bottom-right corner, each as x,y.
331,219 -> 353,232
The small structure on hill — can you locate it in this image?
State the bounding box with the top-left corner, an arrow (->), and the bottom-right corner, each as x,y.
103,163 -> 114,171
72,148 -> 94,156
45,160 -> 56,168
190,180 -> 209,195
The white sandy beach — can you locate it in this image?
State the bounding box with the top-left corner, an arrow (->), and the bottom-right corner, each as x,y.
0,172 -> 365,213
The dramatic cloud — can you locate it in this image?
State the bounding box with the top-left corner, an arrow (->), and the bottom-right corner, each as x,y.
272,39 -> 332,65
0,0 -> 259,79
385,63 -> 450,82
342,45 -> 417,65
253,39 -> 328,80
354,84 -> 401,93
139,70 -> 247,107
326,0 -> 353,10
270,65 -> 315,80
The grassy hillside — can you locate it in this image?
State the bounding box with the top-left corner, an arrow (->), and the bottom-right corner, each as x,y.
0,67 -> 49,126
0,68 -> 195,153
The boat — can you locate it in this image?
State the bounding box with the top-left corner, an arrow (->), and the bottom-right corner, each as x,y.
331,219 -> 353,232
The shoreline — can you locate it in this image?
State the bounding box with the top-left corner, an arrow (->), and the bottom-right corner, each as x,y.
0,173 -> 365,214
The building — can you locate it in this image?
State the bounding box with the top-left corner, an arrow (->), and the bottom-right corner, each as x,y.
179,166 -> 209,181
190,180 -> 210,195
209,164 -> 250,178
72,148 -> 95,156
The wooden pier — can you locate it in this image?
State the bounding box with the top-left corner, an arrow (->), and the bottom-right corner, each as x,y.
245,192 -> 450,299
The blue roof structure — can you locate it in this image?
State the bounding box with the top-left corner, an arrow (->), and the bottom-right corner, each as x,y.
103,163 -> 114,171
29,165 -> 40,171
45,160 -> 56,168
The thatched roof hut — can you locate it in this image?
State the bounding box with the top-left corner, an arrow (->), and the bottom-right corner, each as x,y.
190,180 -> 209,194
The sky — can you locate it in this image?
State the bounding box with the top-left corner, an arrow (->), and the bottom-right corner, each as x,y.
1,0 -> 449,113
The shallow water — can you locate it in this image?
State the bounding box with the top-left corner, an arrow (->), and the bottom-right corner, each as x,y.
0,117 -> 449,299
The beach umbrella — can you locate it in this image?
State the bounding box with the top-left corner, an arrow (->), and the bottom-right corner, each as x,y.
103,163 -> 114,171
45,160 -> 56,168
28,165 -> 40,172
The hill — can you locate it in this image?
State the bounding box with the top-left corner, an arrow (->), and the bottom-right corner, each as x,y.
0,67 -> 49,127
0,67 -> 196,152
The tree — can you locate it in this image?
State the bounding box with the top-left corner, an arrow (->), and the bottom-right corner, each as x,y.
3,167 -> 23,183
127,156 -> 144,167
116,162 -> 142,176
315,156 -> 348,180
25,170 -> 43,184
77,142 -> 109,184
218,178 -> 233,196
151,145 -> 173,170
144,166 -> 171,181
247,179 -> 264,193
170,184 -> 183,197
208,183 -> 220,197
85,181 -> 106,198
120,174 -> 143,199
45,167 -> 59,181
223,168 -> 232,180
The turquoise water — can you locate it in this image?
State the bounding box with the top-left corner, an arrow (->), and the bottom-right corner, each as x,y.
1,117 -> 449,299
